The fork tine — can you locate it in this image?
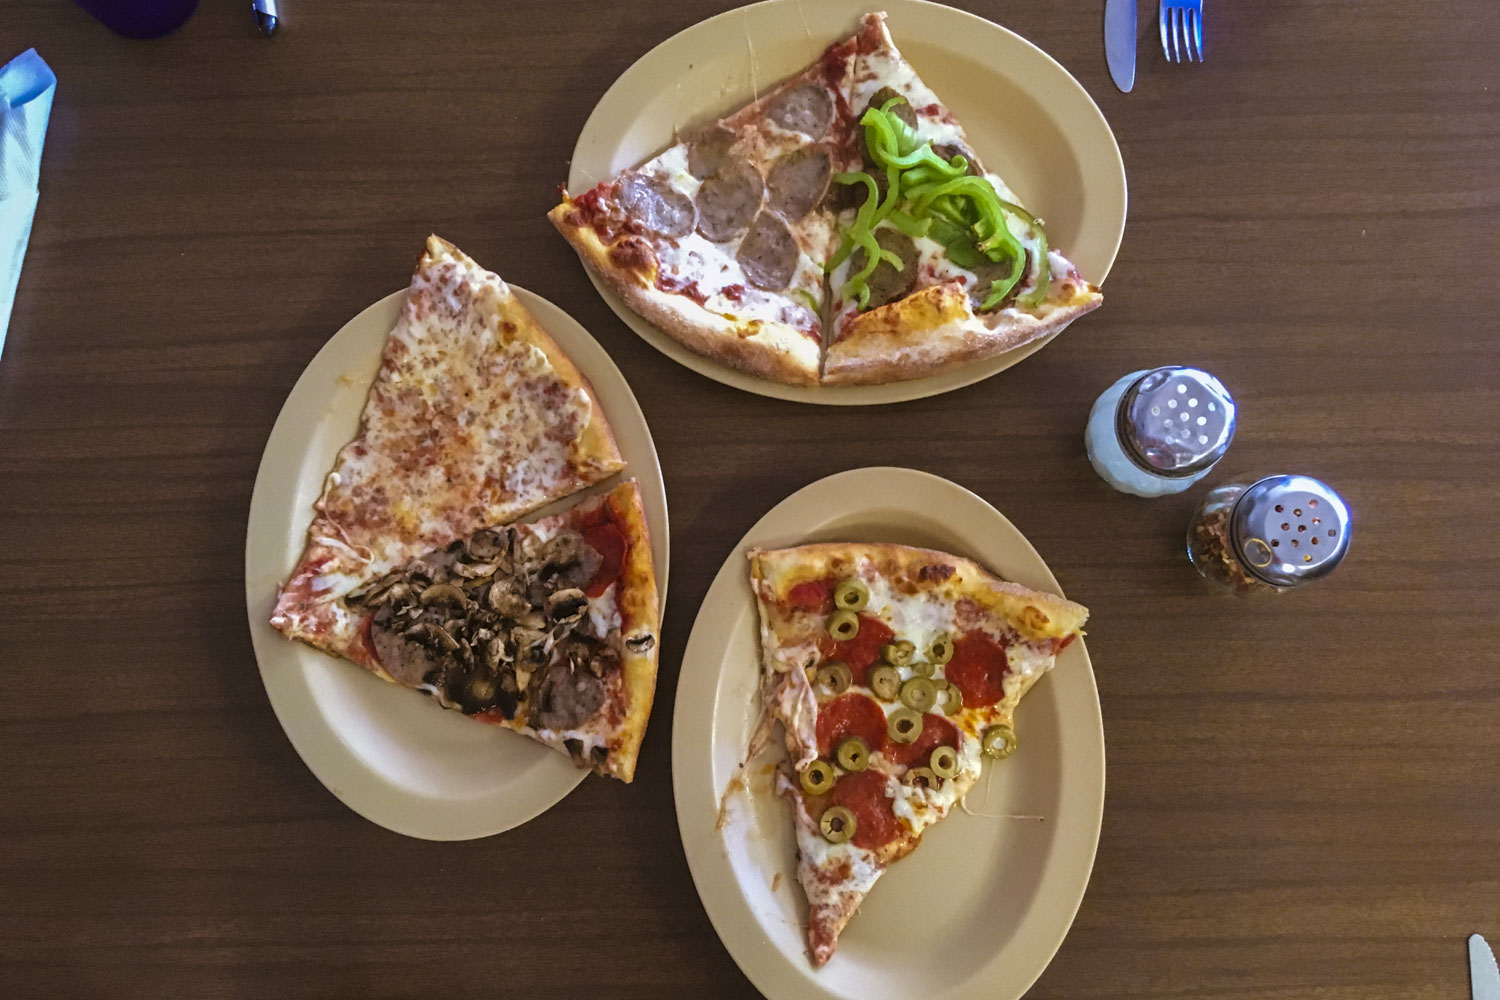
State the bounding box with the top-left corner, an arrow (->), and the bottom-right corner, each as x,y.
1159,2 -> 1174,62
1176,8 -> 1190,64
1191,8 -> 1203,62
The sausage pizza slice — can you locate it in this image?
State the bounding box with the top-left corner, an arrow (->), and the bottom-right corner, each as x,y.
549,27 -> 861,386
748,542 -> 1087,964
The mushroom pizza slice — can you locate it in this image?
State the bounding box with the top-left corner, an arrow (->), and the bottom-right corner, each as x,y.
340,480 -> 661,783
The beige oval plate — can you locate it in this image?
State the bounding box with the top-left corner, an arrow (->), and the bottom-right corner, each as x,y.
672,467 -> 1103,999
566,0 -> 1126,404
245,287 -> 669,841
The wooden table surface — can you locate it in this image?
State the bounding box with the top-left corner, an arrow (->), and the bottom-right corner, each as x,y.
3,1 -> 1497,996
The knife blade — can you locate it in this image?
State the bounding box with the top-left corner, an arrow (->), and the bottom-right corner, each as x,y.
1104,0 -> 1136,93
1474,935 -> 1500,1000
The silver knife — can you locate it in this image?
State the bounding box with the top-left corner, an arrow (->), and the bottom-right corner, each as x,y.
1104,0 -> 1137,93
1474,935 -> 1500,1000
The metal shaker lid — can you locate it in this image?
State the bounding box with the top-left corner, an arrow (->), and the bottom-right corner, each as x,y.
1230,475 -> 1352,587
1116,367 -> 1236,477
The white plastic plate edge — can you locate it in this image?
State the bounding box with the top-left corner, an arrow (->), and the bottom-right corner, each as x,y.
671,467 -> 1104,999
244,287 -> 669,841
566,0 -> 1127,404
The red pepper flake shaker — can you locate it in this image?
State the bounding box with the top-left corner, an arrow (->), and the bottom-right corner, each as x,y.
1186,475 -> 1352,594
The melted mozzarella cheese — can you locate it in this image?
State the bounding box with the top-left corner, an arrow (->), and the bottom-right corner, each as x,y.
588,583 -> 620,639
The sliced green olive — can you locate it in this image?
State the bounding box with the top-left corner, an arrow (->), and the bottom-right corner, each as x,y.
887,707 -> 923,744
906,766 -> 940,790
910,659 -> 936,678
820,805 -> 857,844
827,610 -> 860,641
938,681 -> 964,716
880,640 -> 915,667
981,724 -> 1018,759
833,578 -> 870,612
815,661 -> 853,695
928,634 -> 955,665
900,676 -> 938,712
799,760 -> 836,796
930,745 -> 959,779
867,663 -> 901,701
835,737 -> 870,772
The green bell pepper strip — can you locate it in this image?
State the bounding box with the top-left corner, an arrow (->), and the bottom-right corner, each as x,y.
829,170 -> 903,309
884,209 -> 931,239
994,197 -> 1051,307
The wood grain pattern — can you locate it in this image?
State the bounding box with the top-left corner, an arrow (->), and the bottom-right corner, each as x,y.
1,1 -> 1497,997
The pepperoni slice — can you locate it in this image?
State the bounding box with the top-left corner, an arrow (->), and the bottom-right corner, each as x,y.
815,692 -> 887,758
828,769 -> 898,849
943,631 -> 1011,708
883,712 -> 959,769
786,577 -> 835,612
827,614 -> 894,687
582,522 -> 627,598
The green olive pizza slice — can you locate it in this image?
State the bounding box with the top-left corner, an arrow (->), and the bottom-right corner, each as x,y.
748,541 -> 1087,966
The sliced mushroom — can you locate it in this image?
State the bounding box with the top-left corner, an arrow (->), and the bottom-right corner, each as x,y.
539,532 -> 584,569
419,583 -> 469,610
484,635 -> 509,671
625,633 -> 656,654
452,560 -> 497,580
403,621 -> 459,652
485,579 -> 530,618
546,588 -> 589,624
464,528 -> 509,562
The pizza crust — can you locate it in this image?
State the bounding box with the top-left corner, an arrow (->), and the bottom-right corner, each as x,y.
592,479 -> 661,784
751,541 -> 1088,640
823,262 -> 1103,386
548,204 -> 822,386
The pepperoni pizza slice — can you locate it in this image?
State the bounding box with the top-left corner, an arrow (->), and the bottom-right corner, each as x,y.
549,30 -> 860,386
821,13 -> 1103,384
748,542 -> 1088,965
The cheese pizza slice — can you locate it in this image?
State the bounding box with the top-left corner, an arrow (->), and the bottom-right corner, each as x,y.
549,29 -> 860,386
749,542 -> 1087,965
822,12 -> 1103,384
271,235 -> 624,667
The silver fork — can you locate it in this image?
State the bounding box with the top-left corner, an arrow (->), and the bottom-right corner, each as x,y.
1160,0 -> 1204,63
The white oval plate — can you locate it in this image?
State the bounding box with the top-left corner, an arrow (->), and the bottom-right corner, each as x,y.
672,467 -> 1103,999
566,0 -> 1126,405
245,287 -> 669,841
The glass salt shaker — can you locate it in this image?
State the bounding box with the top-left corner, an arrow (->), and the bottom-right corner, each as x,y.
1084,367 -> 1236,497
1186,475 -> 1352,594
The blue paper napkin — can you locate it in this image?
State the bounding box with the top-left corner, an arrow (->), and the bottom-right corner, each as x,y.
0,48 -> 56,357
